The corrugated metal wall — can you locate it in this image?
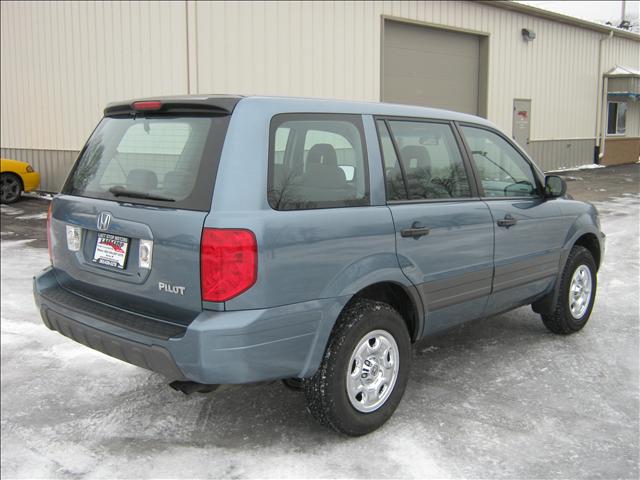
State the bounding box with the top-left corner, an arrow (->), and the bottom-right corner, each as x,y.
622,99 -> 640,138
0,1 -> 188,151
527,140 -> 596,172
191,1 -> 639,141
0,148 -> 78,192
1,0 -> 639,188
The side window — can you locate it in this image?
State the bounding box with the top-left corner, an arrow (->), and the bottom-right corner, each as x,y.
607,101 -> 627,135
460,126 -> 539,198
386,120 -> 471,200
268,114 -> 369,210
376,120 -> 407,201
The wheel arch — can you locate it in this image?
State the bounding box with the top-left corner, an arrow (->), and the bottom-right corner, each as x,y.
572,232 -> 601,271
298,278 -> 423,379
533,227 -> 603,316
348,281 -> 424,342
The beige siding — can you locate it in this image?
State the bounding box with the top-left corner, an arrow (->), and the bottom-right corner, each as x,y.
0,1 -> 188,151
192,1 -> 639,142
0,147 -> 78,192
625,101 -> 640,138
1,0 -> 639,154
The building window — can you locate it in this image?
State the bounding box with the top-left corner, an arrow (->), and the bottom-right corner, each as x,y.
607,101 -> 627,135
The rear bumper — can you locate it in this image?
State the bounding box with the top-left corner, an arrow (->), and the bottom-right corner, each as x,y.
34,267 -> 346,384
21,171 -> 40,192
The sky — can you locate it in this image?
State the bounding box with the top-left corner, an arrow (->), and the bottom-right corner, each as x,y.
517,1 -> 640,27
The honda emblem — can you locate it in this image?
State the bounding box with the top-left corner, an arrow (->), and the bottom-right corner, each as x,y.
97,212 -> 112,231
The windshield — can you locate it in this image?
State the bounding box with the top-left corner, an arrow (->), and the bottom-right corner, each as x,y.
63,115 -> 230,210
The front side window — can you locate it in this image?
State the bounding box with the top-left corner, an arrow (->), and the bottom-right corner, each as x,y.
607,101 -> 627,135
461,126 -> 539,198
381,120 -> 471,200
268,114 -> 369,210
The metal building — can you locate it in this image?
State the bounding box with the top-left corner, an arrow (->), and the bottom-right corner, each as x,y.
1,1 -> 639,192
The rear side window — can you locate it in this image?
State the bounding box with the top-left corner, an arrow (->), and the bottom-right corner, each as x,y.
376,120 -> 407,201
380,120 -> 472,200
63,115 -> 230,210
268,114 -> 369,210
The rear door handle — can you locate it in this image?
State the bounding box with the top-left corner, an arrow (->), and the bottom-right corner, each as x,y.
401,222 -> 431,239
497,214 -> 517,228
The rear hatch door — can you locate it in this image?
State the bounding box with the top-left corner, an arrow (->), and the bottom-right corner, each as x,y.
51,99 -> 237,325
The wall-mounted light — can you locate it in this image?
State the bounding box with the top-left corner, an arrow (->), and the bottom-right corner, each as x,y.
521,28 -> 536,42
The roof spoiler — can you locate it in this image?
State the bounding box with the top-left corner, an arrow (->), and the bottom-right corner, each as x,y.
104,96 -> 242,117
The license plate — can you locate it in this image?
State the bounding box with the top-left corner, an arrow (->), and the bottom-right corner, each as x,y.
93,233 -> 130,269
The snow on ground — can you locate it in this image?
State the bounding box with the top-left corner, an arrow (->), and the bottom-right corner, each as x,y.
14,212 -> 48,221
1,196 -> 639,479
547,164 -> 606,173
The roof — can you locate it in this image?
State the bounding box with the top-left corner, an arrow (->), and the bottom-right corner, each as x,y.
481,1 -> 640,41
243,96 -> 494,125
104,95 -> 496,128
605,66 -> 640,77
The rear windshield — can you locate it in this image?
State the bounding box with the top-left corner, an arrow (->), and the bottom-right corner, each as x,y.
63,115 -> 230,210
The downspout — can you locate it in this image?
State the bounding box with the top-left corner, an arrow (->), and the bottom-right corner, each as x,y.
595,31 -> 614,162
185,0 -> 191,94
599,75 -> 610,161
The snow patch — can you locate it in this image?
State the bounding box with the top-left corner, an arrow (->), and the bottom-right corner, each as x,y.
0,205 -> 25,215
15,212 -> 48,220
546,164 -> 606,173
23,191 -> 54,200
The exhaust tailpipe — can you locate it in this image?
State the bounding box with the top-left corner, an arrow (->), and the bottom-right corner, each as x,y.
169,380 -> 220,395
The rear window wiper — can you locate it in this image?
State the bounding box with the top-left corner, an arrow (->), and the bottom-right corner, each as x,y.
108,186 -> 175,202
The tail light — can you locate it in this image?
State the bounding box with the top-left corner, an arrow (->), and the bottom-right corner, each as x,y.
200,228 -> 257,302
132,100 -> 162,111
47,202 -> 52,263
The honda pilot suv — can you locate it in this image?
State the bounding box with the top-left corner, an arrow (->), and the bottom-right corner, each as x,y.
34,96 -> 604,436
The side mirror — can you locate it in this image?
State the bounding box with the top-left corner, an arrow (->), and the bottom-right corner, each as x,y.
544,175 -> 566,198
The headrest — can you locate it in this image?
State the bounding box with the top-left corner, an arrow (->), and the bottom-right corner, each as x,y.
163,170 -> 193,196
400,145 -> 431,169
307,143 -> 338,168
126,169 -> 158,192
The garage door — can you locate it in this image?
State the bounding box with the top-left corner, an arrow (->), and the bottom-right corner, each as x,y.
382,20 -> 481,115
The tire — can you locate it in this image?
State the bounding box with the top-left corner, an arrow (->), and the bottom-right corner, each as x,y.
303,299 -> 411,436
0,173 -> 23,204
542,245 -> 597,334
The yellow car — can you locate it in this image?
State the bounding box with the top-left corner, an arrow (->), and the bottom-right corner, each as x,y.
1,158 -> 40,204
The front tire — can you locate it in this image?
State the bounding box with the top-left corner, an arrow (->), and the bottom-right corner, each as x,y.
303,299 -> 411,436
0,173 -> 23,204
542,245 -> 597,334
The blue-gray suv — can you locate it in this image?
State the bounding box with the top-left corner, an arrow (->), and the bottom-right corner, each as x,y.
34,96 -> 604,436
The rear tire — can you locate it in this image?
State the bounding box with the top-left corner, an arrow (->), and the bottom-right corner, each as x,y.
542,245 -> 597,334
303,299 -> 411,436
0,173 -> 22,204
